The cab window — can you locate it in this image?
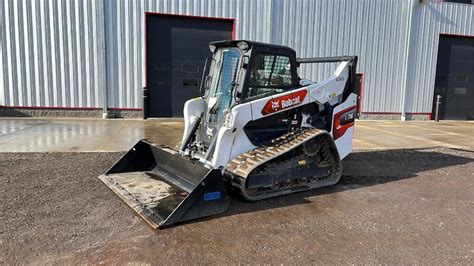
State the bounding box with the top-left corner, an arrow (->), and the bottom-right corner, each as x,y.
246,54 -> 293,101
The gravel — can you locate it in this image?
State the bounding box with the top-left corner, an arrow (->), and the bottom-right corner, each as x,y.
1,148 -> 473,264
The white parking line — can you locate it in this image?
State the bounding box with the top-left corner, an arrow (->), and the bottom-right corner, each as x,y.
356,124 -> 464,149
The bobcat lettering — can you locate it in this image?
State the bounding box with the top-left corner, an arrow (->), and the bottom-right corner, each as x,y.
261,90 -> 307,115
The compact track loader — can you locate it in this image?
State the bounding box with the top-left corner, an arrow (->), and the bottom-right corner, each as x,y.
99,40 -> 358,228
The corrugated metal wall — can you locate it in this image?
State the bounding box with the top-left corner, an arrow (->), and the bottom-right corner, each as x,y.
1,0 -> 473,116
0,0 -> 106,108
271,0 -> 413,113
405,2 -> 474,113
104,0 -> 273,109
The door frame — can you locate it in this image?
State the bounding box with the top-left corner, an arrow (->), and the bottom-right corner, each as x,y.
144,12 -> 236,118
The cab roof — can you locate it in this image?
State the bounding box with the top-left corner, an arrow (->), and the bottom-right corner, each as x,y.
209,40 -> 297,56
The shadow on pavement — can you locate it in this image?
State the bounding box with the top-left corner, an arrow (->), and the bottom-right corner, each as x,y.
0,108 -> 32,117
201,147 -> 474,221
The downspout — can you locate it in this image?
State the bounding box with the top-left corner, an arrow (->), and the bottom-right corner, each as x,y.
101,0 -> 109,118
400,0 -> 417,121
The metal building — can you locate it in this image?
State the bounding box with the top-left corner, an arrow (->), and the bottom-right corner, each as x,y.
1,0 -> 473,120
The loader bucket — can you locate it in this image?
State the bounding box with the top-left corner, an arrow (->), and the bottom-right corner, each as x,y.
98,140 -> 229,229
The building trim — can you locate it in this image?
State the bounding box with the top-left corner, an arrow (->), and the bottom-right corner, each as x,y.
0,106 -> 142,111
143,12 -> 236,22
361,112 -> 432,115
440,33 -> 474,39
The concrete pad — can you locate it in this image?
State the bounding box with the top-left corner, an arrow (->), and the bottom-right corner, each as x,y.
354,121 -> 474,150
0,118 -> 473,152
0,118 -> 182,152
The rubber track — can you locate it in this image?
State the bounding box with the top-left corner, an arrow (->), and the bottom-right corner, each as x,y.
226,128 -> 326,177
226,127 -> 342,201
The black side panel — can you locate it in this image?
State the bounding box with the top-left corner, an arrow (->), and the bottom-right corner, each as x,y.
353,74 -> 363,118
244,108 -> 302,146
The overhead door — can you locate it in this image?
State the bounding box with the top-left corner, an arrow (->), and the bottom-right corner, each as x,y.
433,35 -> 474,120
146,14 -> 234,117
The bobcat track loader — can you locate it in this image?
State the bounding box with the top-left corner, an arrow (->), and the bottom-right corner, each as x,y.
99,40 -> 358,229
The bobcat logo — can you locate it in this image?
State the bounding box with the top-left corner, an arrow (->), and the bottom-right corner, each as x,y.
271,101 -> 280,110
206,126 -> 214,138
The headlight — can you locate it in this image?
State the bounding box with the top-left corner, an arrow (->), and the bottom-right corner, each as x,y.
223,112 -> 234,128
208,44 -> 216,53
237,41 -> 249,51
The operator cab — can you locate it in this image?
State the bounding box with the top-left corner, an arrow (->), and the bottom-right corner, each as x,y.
195,40 -> 301,154
206,40 -> 300,103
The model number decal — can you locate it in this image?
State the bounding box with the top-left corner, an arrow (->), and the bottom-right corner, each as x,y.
203,191 -> 221,201
340,109 -> 355,125
333,106 -> 356,140
261,90 -> 307,115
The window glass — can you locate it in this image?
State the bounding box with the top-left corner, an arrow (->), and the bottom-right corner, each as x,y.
247,54 -> 293,101
182,64 -> 199,73
206,48 -> 241,122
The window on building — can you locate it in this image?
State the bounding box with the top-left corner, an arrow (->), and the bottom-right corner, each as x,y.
246,54 -> 293,101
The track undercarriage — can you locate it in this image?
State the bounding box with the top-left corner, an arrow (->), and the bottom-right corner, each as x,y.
226,128 -> 343,201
